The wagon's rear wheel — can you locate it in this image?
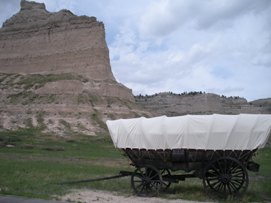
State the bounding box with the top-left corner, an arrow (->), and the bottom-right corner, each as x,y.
203,157 -> 249,199
131,166 -> 162,197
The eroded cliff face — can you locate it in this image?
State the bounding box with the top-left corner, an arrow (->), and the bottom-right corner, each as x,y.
0,0 -> 150,136
0,0 -> 133,100
135,92 -> 271,116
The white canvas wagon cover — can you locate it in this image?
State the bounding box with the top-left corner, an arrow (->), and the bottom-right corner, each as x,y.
106,114 -> 271,150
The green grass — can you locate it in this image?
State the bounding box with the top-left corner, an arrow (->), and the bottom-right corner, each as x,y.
0,129 -> 270,202
7,92 -> 57,105
0,129 -> 132,199
246,147 -> 271,201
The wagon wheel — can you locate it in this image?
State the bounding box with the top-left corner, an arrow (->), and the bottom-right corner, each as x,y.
160,169 -> 171,191
203,157 -> 249,199
131,166 -> 162,197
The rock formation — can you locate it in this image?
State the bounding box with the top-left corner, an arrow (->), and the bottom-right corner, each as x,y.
0,0 -> 132,100
135,92 -> 271,116
0,0 -> 149,136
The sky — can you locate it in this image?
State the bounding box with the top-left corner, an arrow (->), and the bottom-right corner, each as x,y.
0,0 -> 271,101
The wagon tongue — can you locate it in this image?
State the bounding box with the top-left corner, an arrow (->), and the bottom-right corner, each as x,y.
57,171 -> 133,185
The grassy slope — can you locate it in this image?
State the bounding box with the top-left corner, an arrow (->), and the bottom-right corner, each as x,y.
0,129 -> 132,199
0,129 -> 270,202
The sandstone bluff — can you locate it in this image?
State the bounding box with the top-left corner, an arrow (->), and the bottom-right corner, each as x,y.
0,0 -> 132,100
0,0 -> 149,135
0,0 -> 270,136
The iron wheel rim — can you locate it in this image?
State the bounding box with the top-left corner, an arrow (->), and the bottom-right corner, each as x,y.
203,157 -> 249,199
131,166 -> 161,197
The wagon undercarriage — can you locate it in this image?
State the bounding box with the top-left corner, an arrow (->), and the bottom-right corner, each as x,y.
124,148 -> 258,198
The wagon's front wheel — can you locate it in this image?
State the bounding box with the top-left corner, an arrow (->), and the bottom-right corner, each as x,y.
203,157 -> 249,199
131,166 -> 161,197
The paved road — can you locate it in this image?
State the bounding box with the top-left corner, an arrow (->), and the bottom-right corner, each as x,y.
0,196 -> 67,203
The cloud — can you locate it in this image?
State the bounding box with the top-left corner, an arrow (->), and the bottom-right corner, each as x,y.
110,9 -> 271,101
0,0 -> 270,101
253,53 -> 271,67
196,0 -> 271,29
252,34 -> 271,68
139,0 -> 271,39
139,0 -> 189,38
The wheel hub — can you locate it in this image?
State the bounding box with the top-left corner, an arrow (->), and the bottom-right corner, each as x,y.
144,177 -> 151,183
219,174 -> 231,184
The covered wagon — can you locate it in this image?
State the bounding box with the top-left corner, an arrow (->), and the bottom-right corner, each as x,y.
106,114 -> 271,198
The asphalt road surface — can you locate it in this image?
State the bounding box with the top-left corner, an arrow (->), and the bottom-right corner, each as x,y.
0,196 -> 67,203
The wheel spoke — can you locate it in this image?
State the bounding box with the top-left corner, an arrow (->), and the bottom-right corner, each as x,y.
227,183 -> 232,194
208,181 -> 220,190
230,164 -> 241,173
213,181 -> 222,191
233,173 -> 245,177
228,181 -> 235,192
207,176 -> 220,181
209,180 -> 221,190
131,167 -> 162,196
229,181 -> 238,192
140,184 -> 148,193
228,160 -> 234,172
203,157 -> 248,199
223,183 -> 227,196
211,166 -> 222,175
160,169 -> 171,191
208,179 -> 220,186
161,169 -> 166,175
150,173 -> 158,180
136,182 -> 144,190
231,178 -> 243,184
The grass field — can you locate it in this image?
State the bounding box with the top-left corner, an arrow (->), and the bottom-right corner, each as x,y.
0,128 -> 270,202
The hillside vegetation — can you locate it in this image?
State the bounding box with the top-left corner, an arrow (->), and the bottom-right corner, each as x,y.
0,73 -> 149,135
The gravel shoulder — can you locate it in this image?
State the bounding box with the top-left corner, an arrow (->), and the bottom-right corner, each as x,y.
60,189 -> 213,203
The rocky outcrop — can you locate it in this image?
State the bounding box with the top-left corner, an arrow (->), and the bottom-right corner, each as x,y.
0,0 -> 133,100
0,0 -> 150,135
135,92 -> 271,116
